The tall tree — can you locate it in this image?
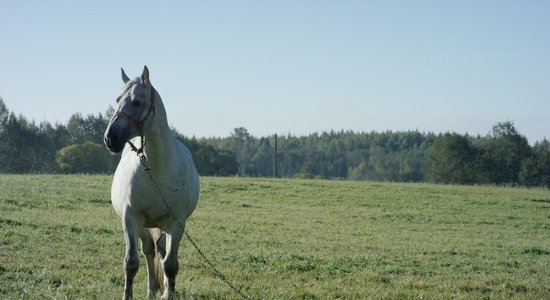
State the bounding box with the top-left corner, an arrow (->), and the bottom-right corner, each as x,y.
249,137 -> 274,177
229,127 -> 255,176
478,121 -> 531,184
427,133 -> 477,184
519,139 -> 550,187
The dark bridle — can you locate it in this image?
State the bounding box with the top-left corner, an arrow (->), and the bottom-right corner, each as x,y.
111,83 -> 156,169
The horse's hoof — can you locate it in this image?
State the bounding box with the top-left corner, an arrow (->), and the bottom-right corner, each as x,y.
160,291 -> 174,300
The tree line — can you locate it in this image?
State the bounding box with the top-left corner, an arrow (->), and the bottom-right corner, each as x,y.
1,97 -> 549,187
204,124 -> 550,188
427,122 -> 550,187
0,97 -> 238,175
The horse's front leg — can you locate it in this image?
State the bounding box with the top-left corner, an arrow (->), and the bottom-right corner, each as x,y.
161,223 -> 185,300
140,228 -> 159,298
122,208 -> 143,300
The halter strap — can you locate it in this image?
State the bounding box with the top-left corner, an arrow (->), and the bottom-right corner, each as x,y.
114,85 -> 156,170
114,86 -> 156,130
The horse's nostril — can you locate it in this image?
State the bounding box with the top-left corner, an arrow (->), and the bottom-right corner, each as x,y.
105,134 -> 118,149
109,135 -> 116,144
104,132 -> 126,153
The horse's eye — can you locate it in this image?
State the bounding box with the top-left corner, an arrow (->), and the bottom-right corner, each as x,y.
133,100 -> 142,107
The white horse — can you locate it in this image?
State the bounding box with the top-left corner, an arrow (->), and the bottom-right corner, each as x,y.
104,66 -> 200,299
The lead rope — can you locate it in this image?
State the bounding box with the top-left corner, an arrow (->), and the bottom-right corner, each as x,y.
133,142 -> 251,299
128,127 -> 151,170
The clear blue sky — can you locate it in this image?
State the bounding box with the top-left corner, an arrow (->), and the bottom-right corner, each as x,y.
1,1 -> 549,142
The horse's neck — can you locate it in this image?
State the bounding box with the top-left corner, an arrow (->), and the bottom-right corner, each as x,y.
143,97 -> 174,173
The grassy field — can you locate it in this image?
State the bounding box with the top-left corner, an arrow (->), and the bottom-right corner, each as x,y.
1,175 -> 549,299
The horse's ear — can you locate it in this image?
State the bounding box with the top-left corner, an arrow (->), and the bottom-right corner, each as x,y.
141,65 -> 150,86
121,68 -> 131,84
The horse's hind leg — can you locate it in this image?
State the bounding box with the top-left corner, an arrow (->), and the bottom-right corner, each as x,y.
140,228 -> 159,298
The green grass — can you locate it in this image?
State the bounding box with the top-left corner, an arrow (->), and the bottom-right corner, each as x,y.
1,175 -> 549,299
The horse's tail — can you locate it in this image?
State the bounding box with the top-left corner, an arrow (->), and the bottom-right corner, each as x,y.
151,228 -> 166,291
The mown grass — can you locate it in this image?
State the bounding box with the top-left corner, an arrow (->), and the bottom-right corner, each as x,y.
1,175 -> 549,299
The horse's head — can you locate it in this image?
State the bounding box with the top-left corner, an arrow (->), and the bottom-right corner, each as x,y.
104,66 -> 156,153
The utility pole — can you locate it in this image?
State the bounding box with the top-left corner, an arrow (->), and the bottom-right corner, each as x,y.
274,133 -> 278,178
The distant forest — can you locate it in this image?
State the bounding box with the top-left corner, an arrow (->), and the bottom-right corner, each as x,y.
1,97 -> 549,187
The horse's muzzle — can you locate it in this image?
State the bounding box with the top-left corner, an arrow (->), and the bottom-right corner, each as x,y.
104,133 -> 125,153
104,129 -> 128,153
104,115 -> 134,153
